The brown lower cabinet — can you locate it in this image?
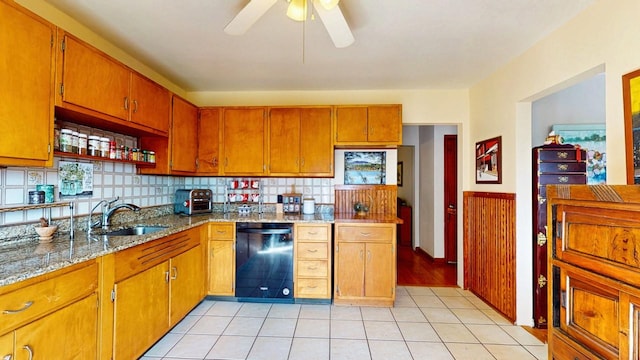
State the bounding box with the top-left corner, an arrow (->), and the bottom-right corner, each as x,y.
547,185 -> 640,360
334,223 -> 396,306
110,227 -> 204,360
208,222 -> 236,296
0,261 -> 99,359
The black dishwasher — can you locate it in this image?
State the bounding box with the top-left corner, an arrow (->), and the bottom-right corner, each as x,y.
235,222 -> 294,302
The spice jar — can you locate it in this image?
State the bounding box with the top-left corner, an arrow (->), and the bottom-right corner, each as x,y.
109,141 -> 116,159
60,129 -> 73,152
88,136 -> 100,156
100,137 -> 110,158
77,133 -> 88,155
148,151 -> 156,163
71,131 -> 79,154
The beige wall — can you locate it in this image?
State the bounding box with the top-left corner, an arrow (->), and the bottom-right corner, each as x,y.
468,0 -> 640,325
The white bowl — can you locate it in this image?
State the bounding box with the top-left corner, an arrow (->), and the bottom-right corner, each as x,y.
34,225 -> 58,243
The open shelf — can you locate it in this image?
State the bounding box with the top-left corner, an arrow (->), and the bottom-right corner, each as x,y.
54,151 -> 156,167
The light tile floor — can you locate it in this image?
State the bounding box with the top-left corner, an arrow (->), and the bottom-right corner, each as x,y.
141,286 -> 547,360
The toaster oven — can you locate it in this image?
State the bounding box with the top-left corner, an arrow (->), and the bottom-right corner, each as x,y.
174,189 -> 212,215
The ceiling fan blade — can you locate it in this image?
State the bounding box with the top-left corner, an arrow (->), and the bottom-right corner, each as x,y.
312,0 -> 354,48
224,0 -> 278,35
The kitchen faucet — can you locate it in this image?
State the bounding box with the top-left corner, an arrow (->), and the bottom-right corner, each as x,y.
88,196 -> 141,231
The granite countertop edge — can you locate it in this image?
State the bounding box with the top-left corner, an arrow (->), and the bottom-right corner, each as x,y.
0,212 -> 335,288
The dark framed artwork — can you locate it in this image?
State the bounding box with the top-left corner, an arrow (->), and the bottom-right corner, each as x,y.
475,136 -> 502,184
623,68 -> 640,184
397,161 -> 403,186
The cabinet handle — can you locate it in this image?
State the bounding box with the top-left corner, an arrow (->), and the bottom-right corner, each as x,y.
308,266 -> 318,270
165,271 -> 170,283
367,250 -> 372,262
123,96 -> 129,110
3,354 -> 12,360
23,345 -> 33,360
216,230 -> 226,234
307,231 -> 318,235
369,127 -> 374,135
362,127 -> 367,135
307,249 -> 318,253
213,157 -> 218,166
307,285 -> 318,289
359,249 -> 364,259
301,158 -> 305,167
171,266 -> 178,280
225,158 -> 228,167
359,232 -> 371,237
133,99 -> 138,113
3,301 -> 33,314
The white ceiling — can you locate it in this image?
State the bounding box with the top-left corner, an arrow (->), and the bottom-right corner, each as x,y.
43,0 -> 596,92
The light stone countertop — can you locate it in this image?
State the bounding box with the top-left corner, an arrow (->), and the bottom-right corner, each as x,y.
0,212 -> 334,288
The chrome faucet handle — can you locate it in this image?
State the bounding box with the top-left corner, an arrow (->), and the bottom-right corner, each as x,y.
106,196 -> 120,208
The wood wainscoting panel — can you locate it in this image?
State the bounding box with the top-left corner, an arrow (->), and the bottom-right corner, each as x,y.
463,191 -> 516,323
335,185 -> 397,215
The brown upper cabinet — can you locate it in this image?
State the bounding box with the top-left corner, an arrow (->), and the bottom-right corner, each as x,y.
221,107 -> 268,176
197,108 -> 221,175
55,32 -> 170,136
170,96 -> 199,174
335,105 -> 402,146
0,0 -> 56,167
269,107 -> 334,176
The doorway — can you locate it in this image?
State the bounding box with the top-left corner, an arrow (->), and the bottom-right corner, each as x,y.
444,135 -> 457,264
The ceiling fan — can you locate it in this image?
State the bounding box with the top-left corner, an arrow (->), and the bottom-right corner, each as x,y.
224,0 -> 355,48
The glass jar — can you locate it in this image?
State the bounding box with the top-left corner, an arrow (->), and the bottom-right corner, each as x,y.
100,137 -> 110,157
60,129 -> 73,152
88,136 -> 101,156
77,133 -> 88,155
54,124 -> 60,151
71,131 -> 79,154
148,151 -> 155,163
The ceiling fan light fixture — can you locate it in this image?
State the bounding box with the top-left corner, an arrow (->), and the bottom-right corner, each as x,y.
317,0 -> 339,10
286,0 -> 307,21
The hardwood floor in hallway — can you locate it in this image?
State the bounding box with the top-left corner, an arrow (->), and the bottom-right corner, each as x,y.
396,245 -> 457,287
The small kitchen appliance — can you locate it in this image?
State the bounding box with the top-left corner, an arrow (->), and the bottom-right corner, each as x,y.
174,189 -> 212,215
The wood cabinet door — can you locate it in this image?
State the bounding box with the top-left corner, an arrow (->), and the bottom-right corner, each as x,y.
16,294 -> 98,360
198,108 -> 221,175
0,331 -> 13,360
300,107 -> 333,175
0,1 -> 54,166
335,242 -> 364,298
364,242 -> 394,298
170,96 -> 198,173
222,108 -> 266,175
59,35 -> 130,120
269,108 -> 301,174
130,72 -> 170,134
170,244 -> 204,325
335,107 -> 367,143
367,105 -> 401,143
113,261 -> 169,360
208,240 -> 235,296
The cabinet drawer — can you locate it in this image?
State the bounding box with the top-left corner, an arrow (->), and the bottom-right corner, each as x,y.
0,261 -> 98,334
537,148 -> 586,162
538,174 -> 587,185
295,278 -> 329,297
552,334 -> 597,360
296,224 -> 330,241
538,162 -> 587,173
297,260 -> 328,277
115,228 -> 199,281
210,223 -> 234,240
297,242 -> 328,259
554,204 -> 640,285
336,225 -> 393,242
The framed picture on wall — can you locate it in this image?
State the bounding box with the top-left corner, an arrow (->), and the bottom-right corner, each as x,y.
397,161 -> 403,186
475,136 -> 502,184
623,68 -> 640,184
344,151 -> 386,185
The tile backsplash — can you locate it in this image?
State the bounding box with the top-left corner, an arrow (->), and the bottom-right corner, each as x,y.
0,162 -> 335,226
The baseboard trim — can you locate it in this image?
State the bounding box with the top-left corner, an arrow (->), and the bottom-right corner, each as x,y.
414,247 -> 447,264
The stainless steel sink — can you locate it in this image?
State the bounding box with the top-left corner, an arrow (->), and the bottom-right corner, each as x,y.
103,225 -> 169,236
